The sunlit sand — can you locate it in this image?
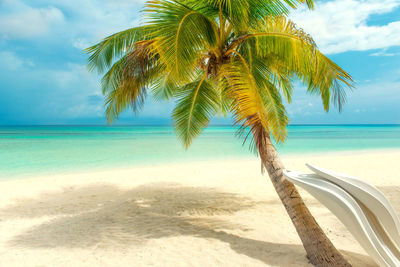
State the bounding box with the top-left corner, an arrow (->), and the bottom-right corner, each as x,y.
1,150 -> 399,266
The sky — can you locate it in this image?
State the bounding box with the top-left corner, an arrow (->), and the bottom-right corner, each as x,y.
0,0 -> 399,125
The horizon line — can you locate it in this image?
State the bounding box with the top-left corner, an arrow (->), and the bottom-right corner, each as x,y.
0,124 -> 399,127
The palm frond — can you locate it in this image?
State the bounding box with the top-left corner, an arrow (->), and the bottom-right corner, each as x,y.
204,0 -> 249,31
247,0 -> 313,25
104,78 -> 147,123
185,0 -> 314,31
102,40 -> 159,122
250,58 -> 289,140
240,16 -> 353,111
304,52 -> 353,111
269,69 -> 294,103
151,74 -> 177,101
145,0 -> 217,82
85,26 -> 151,73
172,72 -> 219,148
238,42 -> 294,103
220,59 -> 288,143
214,76 -> 233,117
220,62 -> 267,129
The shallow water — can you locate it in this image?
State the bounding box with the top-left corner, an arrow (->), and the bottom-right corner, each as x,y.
1,125 -> 399,178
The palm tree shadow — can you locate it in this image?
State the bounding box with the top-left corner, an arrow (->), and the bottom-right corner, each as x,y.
1,182 -> 376,266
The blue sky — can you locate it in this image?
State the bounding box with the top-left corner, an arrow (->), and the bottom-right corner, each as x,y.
0,0 -> 399,125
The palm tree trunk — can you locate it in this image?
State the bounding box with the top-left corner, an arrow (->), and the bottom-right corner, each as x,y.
256,132 -> 351,266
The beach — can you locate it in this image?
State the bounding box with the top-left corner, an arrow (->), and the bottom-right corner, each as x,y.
1,149 -> 399,266
1,0 -> 399,265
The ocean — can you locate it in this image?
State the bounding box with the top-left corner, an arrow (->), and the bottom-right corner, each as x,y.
1,125 -> 399,179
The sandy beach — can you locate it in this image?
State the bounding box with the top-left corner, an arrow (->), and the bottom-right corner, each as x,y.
1,149 -> 399,266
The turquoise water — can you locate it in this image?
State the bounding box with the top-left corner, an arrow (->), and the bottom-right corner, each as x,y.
1,125 -> 399,179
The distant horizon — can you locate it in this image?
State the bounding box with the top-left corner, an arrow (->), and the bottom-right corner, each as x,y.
1,123 -> 400,127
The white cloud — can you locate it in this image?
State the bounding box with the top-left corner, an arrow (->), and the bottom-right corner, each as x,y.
291,0 -> 400,54
68,2 -> 143,44
0,51 -> 34,70
72,38 -> 92,50
0,52 -> 103,119
0,51 -> 23,70
370,50 -> 400,56
36,63 -> 103,119
0,3 -> 64,39
0,0 -> 144,50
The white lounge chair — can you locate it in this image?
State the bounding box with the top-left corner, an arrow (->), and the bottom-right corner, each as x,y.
283,165 -> 400,267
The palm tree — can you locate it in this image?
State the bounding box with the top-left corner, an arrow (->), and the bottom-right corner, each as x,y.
86,0 -> 353,266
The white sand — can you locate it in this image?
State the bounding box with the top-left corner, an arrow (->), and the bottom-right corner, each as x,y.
1,149 -> 400,267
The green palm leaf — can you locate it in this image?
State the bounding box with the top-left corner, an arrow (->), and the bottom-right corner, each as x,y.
214,76 -> 233,117
219,62 -> 269,132
102,41 -> 159,122
172,72 -> 219,148
240,16 -> 353,111
145,0 -> 217,82
221,54 -> 288,142
86,26 -> 151,73
185,0 -> 314,32
151,74 -> 177,101
251,59 -> 289,140
104,78 -> 147,123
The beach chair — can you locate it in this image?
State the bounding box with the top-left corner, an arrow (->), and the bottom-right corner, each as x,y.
283,165 -> 400,267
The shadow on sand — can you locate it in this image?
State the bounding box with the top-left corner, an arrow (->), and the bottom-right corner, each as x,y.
1,182 -> 377,266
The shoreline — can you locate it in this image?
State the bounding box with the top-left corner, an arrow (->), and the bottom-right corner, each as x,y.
2,147 -> 400,182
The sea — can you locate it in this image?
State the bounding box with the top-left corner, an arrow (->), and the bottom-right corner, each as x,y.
1,125 -> 399,179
